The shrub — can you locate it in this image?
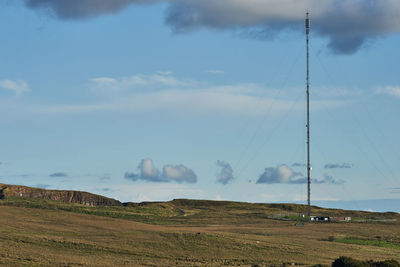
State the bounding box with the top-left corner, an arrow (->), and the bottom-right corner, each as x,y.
332,257 -> 400,267
328,236 -> 335,242
374,260 -> 400,267
332,257 -> 368,267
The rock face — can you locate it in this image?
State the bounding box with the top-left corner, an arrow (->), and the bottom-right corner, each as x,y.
0,184 -> 122,206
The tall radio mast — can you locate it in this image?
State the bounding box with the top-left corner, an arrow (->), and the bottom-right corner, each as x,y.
306,12 -> 311,219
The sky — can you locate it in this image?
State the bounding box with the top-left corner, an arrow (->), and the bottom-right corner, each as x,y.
0,0 -> 399,212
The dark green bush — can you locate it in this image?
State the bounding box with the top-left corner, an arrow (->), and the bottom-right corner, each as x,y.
373,259 -> 400,267
332,257 -> 400,267
332,257 -> 368,267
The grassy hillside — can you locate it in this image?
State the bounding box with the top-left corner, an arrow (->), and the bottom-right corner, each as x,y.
0,184 -> 399,266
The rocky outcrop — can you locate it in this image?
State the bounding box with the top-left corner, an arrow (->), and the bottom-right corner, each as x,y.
0,184 -> 122,206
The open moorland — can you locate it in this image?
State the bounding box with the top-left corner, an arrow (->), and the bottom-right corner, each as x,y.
0,184 -> 399,266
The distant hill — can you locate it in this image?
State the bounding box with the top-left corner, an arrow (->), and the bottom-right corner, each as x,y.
0,183 -> 398,224
0,183 -> 121,206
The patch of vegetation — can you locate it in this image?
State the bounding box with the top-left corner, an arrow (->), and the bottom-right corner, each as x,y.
332,256 -> 399,267
334,237 -> 400,250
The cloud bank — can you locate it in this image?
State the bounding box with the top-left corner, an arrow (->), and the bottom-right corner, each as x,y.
0,72 -> 347,121
256,164 -> 344,184
89,72 -> 194,93
32,72 -> 342,117
124,158 -> 197,183
216,160 -> 234,185
23,0 -> 400,54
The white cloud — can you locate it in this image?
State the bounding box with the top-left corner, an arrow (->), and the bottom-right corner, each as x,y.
87,74 -> 346,116
379,86 -> 400,98
89,73 -> 195,93
1,73 -> 347,118
162,165 -> 197,183
0,79 -> 30,95
125,158 -> 198,184
136,193 -> 152,202
90,77 -> 117,84
90,183 -> 206,203
157,71 -> 173,76
216,160 -> 234,185
205,70 -> 225,75
257,164 -> 301,184
141,158 -> 160,178
30,87 -> 305,116
256,165 -> 344,185
313,87 -> 363,98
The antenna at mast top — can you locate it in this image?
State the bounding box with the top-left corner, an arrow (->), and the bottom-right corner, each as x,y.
306,12 -> 310,34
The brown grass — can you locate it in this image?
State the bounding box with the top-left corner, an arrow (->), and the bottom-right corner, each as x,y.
0,200 -> 399,266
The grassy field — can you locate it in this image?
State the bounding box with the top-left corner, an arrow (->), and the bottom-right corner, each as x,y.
0,197 -> 399,266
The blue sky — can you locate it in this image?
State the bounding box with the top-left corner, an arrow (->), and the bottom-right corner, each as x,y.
0,0 -> 399,212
